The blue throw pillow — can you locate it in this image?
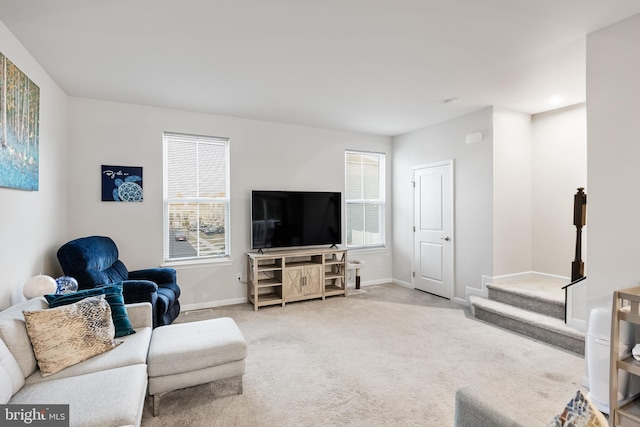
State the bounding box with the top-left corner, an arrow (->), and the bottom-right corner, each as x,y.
45,284 -> 136,337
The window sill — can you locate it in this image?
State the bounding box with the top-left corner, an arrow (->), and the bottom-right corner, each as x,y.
161,257 -> 233,269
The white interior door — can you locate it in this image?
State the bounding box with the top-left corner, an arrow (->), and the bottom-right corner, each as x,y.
413,161 -> 454,299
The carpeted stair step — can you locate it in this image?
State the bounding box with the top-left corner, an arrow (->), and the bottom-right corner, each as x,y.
470,296 -> 585,355
486,282 -> 565,320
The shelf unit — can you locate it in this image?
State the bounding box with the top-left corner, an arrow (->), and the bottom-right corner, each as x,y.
611,286 -> 640,426
247,248 -> 347,311
324,251 -> 347,297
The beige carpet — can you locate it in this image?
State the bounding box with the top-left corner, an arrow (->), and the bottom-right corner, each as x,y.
141,283 -> 585,426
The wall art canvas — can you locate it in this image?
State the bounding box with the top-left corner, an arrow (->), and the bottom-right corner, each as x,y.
0,51 -> 40,191
102,165 -> 143,202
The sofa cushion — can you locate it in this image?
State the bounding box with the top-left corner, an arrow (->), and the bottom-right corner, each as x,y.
45,283 -> 135,337
147,317 -> 247,377
0,298 -> 47,378
23,295 -> 122,377
24,325 -> 152,385
10,364 -> 147,427
0,338 -> 24,404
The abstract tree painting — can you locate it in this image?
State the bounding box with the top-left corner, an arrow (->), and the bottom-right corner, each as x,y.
0,51 -> 40,191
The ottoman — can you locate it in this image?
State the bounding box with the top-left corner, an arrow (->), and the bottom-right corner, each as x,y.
147,317 -> 247,416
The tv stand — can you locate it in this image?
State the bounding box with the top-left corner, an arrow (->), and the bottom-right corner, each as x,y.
246,248 -> 347,311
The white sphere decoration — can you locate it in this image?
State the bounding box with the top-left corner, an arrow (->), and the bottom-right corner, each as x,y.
23,275 -> 57,299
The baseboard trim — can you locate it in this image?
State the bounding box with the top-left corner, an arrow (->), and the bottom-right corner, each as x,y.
392,278 -> 412,289
491,271 -> 570,282
361,278 -> 395,287
180,278 -> 395,312
452,296 -> 467,306
569,318 -> 587,332
180,297 -> 247,312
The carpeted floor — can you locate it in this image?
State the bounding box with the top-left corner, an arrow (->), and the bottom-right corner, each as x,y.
140,283 -> 585,426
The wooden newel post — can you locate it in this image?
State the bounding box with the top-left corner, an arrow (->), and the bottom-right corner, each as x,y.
571,187 -> 586,282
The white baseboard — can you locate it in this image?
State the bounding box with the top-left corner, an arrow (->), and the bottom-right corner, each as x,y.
180,278 -> 395,312
490,271 -> 570,282
180,297 -> 247,312
392,278 -> 412,289
452,296 -> 467,306
359,278 -> 395,287
569,318 -> 587,333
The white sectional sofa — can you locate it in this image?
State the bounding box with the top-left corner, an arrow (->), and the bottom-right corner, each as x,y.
0,298 -> 153,427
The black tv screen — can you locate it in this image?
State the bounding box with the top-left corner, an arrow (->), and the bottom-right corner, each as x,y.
251,191 -> 342,249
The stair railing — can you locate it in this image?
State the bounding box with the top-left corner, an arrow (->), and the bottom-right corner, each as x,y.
564,187 -> 587,324
571,187 -> 586,282
562,276 -> 586,323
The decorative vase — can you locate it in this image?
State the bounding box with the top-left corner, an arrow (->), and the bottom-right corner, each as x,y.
23,275 -> 57,299
55,276 -> 79,294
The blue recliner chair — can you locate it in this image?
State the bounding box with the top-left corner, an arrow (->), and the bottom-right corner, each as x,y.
56,236 -> 181,327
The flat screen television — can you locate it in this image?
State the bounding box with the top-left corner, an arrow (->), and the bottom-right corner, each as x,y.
251,190 -> 342,250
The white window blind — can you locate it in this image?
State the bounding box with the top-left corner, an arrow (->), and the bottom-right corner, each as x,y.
163,132 -> 230,262
345,150 -> 385,248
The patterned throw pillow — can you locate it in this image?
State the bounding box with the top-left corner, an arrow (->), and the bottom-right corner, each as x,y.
23,295 -> 122,377
547,390 -> 608,427
45,283 -> 135,337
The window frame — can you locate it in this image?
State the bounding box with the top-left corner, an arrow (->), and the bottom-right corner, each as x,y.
344,150 -> 386,250
162,132 -> 231,264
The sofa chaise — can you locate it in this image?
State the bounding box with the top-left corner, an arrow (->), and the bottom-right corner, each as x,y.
0,294 -> 247,426
0,297 -> 151,426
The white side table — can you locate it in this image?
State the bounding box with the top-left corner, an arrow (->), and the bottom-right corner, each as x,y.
347,260 -> 366,289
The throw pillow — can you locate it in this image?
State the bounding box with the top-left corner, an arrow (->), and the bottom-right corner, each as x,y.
23,295 -> 122,377
45,283 -> 135,337
547,390 -> 608,427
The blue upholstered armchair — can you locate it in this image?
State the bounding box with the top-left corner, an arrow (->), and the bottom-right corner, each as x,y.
56,236 -> 181,327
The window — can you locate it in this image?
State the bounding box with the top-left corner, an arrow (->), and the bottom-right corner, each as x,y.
163,132 -> 230,262
345,150 -> 385,248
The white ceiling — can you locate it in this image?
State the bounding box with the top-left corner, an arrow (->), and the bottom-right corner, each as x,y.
1,1 -> 639,136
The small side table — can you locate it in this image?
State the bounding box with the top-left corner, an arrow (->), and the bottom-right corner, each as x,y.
347,260 -> 366,289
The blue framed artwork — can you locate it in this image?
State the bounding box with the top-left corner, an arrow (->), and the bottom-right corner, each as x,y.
101,165 -> 143,202
0,51 -> 40,191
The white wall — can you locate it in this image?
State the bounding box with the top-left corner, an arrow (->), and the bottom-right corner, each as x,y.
0,21 -> 69,309
586,13 -> 640,310
67,97 -> 392,309
493,108 -> 533,276
392,108 -> 494,300
532,104 -> 587,277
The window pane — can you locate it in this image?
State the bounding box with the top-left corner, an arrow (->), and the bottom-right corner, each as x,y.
364,203 -> 381,245
167,203 -> 198,259
347,203 -> 364,246
167,141 -> 197,198
198,143 -> 227,197
198,202 -> 226,257
362,154 -> 380,199
345,152 -> 362,199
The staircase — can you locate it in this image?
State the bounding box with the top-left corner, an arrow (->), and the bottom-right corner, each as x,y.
470,275 -> 585,355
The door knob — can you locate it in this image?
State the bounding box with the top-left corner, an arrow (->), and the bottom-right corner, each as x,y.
441,236 -> 450,241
